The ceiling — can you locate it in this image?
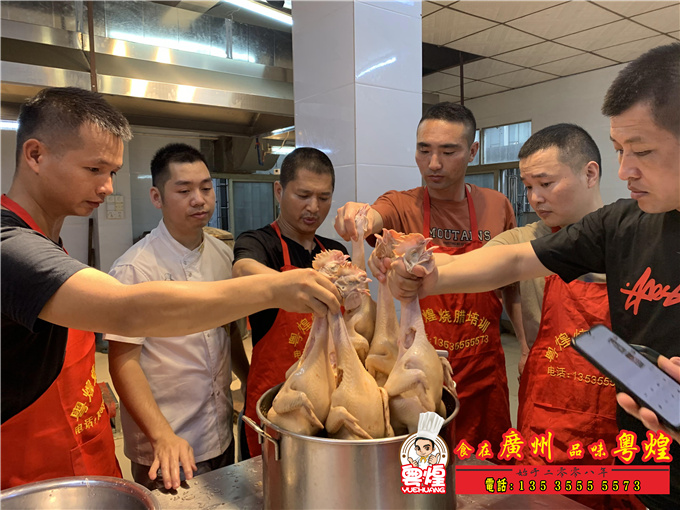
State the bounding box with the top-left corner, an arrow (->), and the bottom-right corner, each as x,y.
422,0 -> 680,102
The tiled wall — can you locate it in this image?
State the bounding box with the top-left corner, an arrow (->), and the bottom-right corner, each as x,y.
293,0 -> 423,242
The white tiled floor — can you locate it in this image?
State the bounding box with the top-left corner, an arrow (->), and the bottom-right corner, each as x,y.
95,330 -> 522,480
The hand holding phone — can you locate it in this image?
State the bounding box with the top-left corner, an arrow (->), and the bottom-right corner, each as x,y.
572,325 -> 680,435
617,356 -> 680,443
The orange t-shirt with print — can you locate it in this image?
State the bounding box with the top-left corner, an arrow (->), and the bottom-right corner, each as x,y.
371,183 -> 516,246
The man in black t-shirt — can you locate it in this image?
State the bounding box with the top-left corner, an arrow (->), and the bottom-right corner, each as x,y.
382,43 -> 680,510
233,148 -> 348,457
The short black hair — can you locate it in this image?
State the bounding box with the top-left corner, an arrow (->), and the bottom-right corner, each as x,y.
280,147 -> 335,190
602,43 -> 680,136
16,86 -> 132,165
150,143 -> 209,193
415,437 -> 435,449
518,123 -> 602,179
419,102 -> 477,147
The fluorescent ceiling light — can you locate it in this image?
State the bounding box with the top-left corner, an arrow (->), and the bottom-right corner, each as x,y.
1,120 -> 18,131
130,79 -> 149,98
155,47 -> 172,64
271,146 -> 295,155
271,125 -> 295,136
222,0 -> 292,26
177,85 -> 196,103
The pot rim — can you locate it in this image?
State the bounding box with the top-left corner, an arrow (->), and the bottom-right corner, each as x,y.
256,383 -> 459,445
0,475 -> 160,508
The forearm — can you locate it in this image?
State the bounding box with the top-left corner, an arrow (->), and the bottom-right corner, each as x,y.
232,258 -> 279,278
432,243 -> 552,295
40,267 -> 336,338
366,207 -> 384,237
108,343 -> 173,443
227,321 -> 250,384
501,284 -> 529,356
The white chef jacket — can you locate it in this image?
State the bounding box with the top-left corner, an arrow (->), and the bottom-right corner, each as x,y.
105,220 -> 234,465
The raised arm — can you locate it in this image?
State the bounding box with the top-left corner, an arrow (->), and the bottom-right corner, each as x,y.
39,267 -> 341,337
430,243 -> 551,294
108,341 -> 197,489
388,242 -> 553,301
334,202 -> 384,242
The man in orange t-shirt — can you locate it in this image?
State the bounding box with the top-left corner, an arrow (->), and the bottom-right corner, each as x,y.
335,102 -> 521,453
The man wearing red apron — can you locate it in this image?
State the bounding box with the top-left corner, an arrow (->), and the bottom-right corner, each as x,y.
2,196 -> 120,489
335,102 -> 518,451
517,275 -> 642,510
233,148 -> 348,458
490,125 -> 643,508
419,186 -> 511,450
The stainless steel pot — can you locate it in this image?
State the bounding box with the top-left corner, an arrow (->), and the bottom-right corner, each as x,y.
0,476 -> 161,509
244,384 -> 460,509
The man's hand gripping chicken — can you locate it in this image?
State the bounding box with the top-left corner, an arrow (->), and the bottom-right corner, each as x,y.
380,233 -> 455,435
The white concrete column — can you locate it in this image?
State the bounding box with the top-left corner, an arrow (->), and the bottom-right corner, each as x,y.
292,0 -> 423,240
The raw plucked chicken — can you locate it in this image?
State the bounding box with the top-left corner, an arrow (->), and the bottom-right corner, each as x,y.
343,204 -> 377,363
383,233 -> 454,435
326,261 -> 393,440
365,229 -> 401,387
267,314 -> 335,436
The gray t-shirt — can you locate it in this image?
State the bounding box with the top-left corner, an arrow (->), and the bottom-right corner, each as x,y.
485,220 -> 551,348
1,209 -> 87,422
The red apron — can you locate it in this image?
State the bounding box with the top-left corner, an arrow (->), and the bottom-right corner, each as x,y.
1,195 -> 121,489
516,274 -> 643,510
244,222 -> 325,457
418,187 -> 511,450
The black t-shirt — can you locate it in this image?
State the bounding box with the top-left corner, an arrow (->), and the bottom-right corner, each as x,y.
1,209 -> 88,423
233,224 -> 348,346
532,199 -> 680,510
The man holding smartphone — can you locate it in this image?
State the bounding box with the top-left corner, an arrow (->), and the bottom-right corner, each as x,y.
617,356 -> 680,443
380,43 -> 680,510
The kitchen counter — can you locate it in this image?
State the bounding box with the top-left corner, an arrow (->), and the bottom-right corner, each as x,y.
154,457 -> 590,509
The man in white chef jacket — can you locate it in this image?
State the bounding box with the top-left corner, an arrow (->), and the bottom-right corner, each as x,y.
106,143 -> 248,490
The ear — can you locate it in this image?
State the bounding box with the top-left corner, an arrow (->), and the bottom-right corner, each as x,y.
468,140 -> 479,162
274,181 -> 283,203
150,186 -> 163,210
21,139 -> 45,175
584,161 -> 600,188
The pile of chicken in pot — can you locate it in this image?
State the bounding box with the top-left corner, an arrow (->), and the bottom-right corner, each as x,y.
267,206 -> 457,439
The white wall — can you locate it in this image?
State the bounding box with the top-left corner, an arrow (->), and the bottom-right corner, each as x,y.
467,63 -> 629,206
94,139 -> 134,273
293,0 -> 423,242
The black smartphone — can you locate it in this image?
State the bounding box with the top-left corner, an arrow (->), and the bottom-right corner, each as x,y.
572,325 -> 680,432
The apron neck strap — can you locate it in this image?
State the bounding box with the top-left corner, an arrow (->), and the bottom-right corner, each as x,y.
271,221 -> 325,267
423,185 -> 478,237
2,194 -> 47,236
2,194 -> 69,254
